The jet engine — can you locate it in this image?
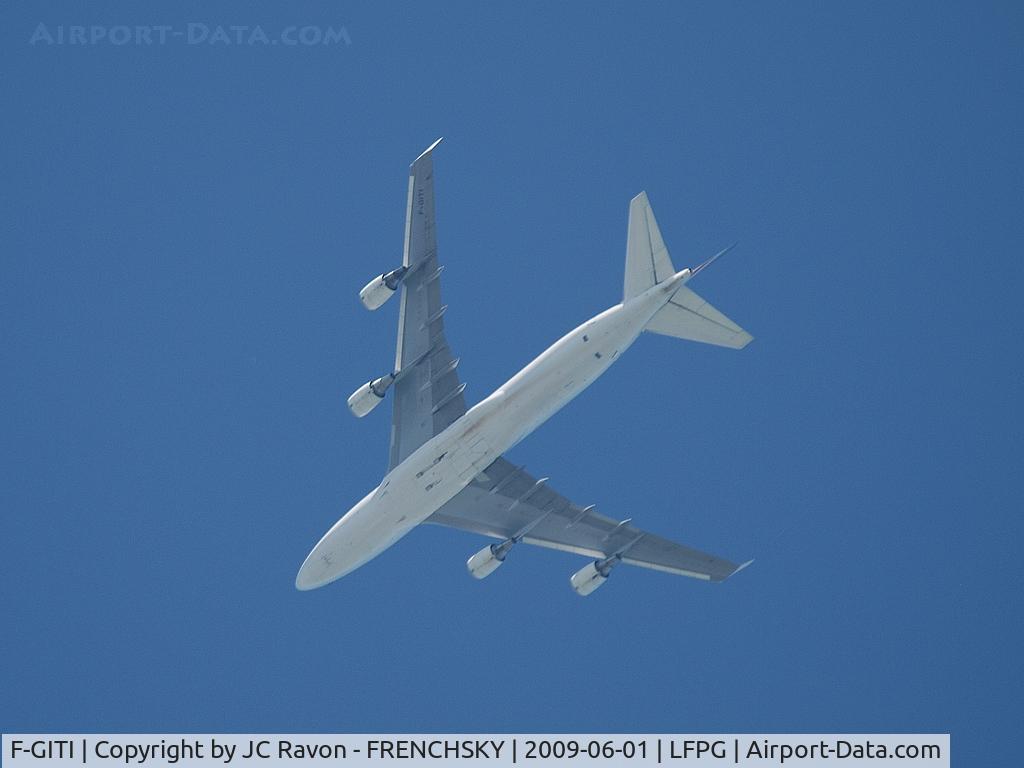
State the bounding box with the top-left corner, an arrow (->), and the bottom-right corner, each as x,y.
466,539 -> 515,579
570,555 -> 620,596
359,266 -> 408,310
347,373 -> 396,417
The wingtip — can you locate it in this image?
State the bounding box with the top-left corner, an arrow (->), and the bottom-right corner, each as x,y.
731,559 -> 755,577
412,137 -> 444,166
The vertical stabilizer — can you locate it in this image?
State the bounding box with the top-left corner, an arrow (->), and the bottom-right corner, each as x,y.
624,192 -> 677,300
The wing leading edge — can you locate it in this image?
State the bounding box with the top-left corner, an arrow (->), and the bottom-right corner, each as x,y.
387,139 -> 468,471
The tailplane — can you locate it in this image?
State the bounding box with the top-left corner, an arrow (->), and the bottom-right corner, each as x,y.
624,192 -> 753,350
646,285 -> 753,349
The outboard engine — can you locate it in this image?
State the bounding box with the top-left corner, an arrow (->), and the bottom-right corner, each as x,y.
359,266 -> 408,310
347,373 -> 396,417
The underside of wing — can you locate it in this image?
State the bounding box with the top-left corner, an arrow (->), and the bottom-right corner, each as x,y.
427,457 -> 747,585
387,140 -> 468,471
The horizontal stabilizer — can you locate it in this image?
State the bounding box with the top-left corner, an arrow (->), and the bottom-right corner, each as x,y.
646,285 -> 753,349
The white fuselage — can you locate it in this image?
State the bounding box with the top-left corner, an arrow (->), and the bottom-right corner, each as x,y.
295,270 -> 689,589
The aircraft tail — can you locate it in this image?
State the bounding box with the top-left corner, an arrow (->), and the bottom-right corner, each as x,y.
624,192 -> 753,350
623,192 -> 676,300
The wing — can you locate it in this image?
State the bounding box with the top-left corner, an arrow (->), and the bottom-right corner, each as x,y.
388,139 -> 468,471
427,457 -> 745,582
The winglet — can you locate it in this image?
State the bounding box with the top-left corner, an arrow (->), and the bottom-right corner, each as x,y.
412,137 -> 444,166
690,241 -> 738,278
730,558 -> 755,578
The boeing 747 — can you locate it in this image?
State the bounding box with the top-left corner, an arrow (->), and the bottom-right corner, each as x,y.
296,139 -> 753,595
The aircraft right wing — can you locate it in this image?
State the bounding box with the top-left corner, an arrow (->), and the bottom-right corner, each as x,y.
427,457 -> 746,582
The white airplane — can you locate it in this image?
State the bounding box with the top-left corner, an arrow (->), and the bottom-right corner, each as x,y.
296,139 -> 753,595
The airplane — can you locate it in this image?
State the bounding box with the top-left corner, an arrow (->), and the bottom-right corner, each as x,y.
296,138 -> 754,595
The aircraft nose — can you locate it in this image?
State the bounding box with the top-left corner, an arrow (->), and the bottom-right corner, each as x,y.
294,558 -> 321,591
294,564 -> 319,591
295,546 -> 335,591
294,488 -> 381,590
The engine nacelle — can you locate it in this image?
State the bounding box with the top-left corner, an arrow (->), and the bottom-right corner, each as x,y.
347,374 -> 395,418
466,544 -> 507,580
570,562 -> 607,596
570,556 -> 619,596
359,266 -> 408,310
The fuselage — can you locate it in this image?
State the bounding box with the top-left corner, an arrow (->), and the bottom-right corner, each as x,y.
295,270 -> 690,589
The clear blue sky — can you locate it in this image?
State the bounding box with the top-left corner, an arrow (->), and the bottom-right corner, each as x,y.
2,1 -> 1022,763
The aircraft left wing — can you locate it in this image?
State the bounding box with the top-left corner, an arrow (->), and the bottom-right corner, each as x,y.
388,139 -> 468,471
427,457 -> 746,582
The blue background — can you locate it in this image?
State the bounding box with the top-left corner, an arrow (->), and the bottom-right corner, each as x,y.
2,1 -> 1022,764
